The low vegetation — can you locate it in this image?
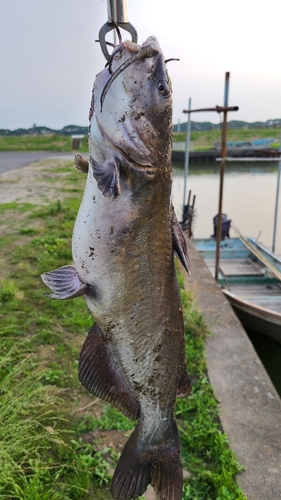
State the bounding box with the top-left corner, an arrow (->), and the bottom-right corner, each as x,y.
0,160 -> 246,499
0,134 -> 88,152
173,128 -> 281,150
0,128 -> 280,153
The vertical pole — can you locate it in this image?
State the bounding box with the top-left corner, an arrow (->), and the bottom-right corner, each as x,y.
272,131 -> 281,253
182,98 -> 192,220
188,194 -> 196,238
215,73 -> 230,281
108,0 -> 128,22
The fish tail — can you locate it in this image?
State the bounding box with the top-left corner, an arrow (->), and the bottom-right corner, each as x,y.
111,417 -> 182,500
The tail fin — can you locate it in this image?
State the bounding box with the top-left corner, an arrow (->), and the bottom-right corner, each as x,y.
111,418 -> 182,500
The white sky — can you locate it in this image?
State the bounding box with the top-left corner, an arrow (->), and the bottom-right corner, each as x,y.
0,0 -> 280,130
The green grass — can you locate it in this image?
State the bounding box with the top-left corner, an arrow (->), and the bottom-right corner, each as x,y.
0,160 -> 246,499
173,128 -> 281,151
0,134 -> 88,152
1,129 -> 280,153
177,278 -> 245,499
71,278 -> 246,500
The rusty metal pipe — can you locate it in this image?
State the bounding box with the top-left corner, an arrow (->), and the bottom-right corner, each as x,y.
215,72 -> 230,281
183,106 -> 238,114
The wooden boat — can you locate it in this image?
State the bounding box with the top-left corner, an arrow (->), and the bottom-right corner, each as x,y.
193,235 -> 281,345
214,138 -> 276,150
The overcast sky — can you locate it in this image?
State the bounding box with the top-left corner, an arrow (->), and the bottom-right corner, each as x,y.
1,0 -> 280,130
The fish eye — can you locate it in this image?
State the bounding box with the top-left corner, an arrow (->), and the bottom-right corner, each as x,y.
157,80 -> 170,97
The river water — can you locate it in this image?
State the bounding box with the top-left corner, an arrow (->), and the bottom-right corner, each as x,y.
172,161 -> 281,255
172,161 -> 281,397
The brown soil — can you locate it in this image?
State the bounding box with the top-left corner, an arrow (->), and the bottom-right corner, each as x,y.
0,159 -> 79,205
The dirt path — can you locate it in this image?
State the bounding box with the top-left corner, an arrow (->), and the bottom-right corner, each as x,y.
0,159 -> 79,205
0,151 -> 74,175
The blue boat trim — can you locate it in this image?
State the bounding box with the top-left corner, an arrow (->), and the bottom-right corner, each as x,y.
193,237 -> 281,345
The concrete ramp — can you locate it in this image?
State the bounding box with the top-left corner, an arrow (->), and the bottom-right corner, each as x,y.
183,239 -> 281,499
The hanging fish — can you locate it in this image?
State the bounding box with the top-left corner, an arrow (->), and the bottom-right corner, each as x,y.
42,35 -> 191,500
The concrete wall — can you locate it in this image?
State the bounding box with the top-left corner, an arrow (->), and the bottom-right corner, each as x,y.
183,239 -> 281,500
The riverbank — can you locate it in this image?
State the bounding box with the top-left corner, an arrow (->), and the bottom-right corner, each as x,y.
173,129 -> 281,151
183,239 -> 281,499
1,128 -> 280,156
172,148 -> 281,163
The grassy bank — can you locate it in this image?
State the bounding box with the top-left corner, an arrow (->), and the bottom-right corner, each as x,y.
0,134 -> 88,152
0,160 -> 245,499
173,128 -> 281,151
0,128 -> 280,153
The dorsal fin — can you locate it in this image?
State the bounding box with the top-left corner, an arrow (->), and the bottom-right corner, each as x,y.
172,209 -> 191,276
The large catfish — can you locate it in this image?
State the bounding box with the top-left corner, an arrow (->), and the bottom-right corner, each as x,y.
42,36 -> 191,500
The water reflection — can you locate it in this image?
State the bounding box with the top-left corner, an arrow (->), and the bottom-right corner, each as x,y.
246,329 -> 281,397
174,161 -> 281,398
172,161 -> 281,255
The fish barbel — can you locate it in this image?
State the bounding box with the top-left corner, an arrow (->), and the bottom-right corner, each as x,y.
42,36 -> 191,500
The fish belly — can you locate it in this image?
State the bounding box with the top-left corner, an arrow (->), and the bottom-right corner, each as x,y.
72,168 -> 184,404
73,166 -> 186,500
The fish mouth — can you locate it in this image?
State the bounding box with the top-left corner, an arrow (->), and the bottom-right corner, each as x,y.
100,38 -> 160,112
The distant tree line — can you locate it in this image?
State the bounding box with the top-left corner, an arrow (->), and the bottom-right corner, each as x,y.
1,119 -> 281,136
0,125 -> 88,136
173,118 -> 281,133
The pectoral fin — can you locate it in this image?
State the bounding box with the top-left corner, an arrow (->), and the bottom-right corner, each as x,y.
172,209 -> 191,276
90,155 -> 120,199
41,265 -> 87,299
74,153 -> 89,173
79,324 -> 140,420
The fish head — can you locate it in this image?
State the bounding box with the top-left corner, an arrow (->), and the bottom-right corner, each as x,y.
89,36 -> 173,169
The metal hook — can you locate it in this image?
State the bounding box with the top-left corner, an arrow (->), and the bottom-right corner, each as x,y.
98,0 -> 138,61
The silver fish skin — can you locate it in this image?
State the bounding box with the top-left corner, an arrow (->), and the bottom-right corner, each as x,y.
41,36 -> 191,500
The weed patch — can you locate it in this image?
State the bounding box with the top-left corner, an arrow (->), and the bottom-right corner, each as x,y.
0,160 -> 245,498
173,128 -> 281,151
0,134 -> 89,152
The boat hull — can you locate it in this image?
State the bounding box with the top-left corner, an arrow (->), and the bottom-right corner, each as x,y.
193,237 -> 281,345
222,289 -> 281,345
